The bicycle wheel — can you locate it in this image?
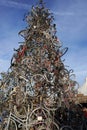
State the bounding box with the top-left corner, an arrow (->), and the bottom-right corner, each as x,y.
47,121 -> 59,130
14,105 -> 27,119
60,125 -> 73,130
27,107 -> 51,130
29,106 -> 51,120
43,93 -> 59,111
59,47 -> 68,57
26,82 -> 39,97
4,118 -> 17,130
18,29 -> 28,38
8,119 -> 17,130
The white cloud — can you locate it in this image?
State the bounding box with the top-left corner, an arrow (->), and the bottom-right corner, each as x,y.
53,11 -> 74,16
0,0 -> 31,10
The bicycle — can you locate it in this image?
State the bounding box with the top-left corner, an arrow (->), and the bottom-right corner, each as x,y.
4,106 -> 59,130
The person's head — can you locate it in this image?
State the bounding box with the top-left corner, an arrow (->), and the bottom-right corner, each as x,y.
83,107 -> 87,112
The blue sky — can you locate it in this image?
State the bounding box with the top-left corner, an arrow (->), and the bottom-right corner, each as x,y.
0,0 -> 87,86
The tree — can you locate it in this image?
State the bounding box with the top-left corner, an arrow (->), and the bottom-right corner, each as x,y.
0,0 -> 78,129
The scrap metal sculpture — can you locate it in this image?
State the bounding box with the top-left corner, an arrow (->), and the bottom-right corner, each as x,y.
0,0 -> 78,130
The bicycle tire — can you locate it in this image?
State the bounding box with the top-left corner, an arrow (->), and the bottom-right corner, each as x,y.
60,47 -> 68,57
47,120 -> 59,130
60,125 -> 73,130
4,118 -> 17,130
29,106 -> 51,120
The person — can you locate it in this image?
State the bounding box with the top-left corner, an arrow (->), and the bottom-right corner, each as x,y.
83,107 -> 87,118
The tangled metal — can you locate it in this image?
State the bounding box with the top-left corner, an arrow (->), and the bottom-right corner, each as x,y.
0,0 -> 79,130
